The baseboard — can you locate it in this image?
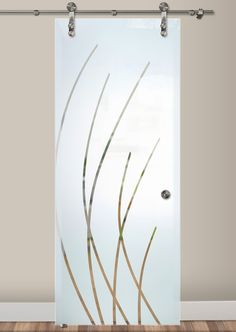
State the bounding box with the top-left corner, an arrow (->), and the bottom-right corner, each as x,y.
0,303 -> 54,322
0,301 -> 235,322
181,301 -> 236,321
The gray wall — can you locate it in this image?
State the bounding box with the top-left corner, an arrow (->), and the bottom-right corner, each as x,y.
0,0 -> 235,302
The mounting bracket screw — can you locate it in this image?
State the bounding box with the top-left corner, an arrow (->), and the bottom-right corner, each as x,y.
67,2 -> 77,13
159,2 -> 169,12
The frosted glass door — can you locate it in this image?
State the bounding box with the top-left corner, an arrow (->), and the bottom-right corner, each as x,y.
55,18 -> 180,326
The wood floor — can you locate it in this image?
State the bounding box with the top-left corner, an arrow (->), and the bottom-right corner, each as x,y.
0,322 -> 235,331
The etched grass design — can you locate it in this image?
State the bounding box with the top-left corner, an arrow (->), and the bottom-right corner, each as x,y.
81,63 -> 150,325
57,53 -> 160,324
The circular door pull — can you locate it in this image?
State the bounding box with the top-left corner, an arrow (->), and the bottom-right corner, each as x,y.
161,190 -> 171,200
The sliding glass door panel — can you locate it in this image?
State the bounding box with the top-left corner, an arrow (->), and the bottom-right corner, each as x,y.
55,18 -> 180,325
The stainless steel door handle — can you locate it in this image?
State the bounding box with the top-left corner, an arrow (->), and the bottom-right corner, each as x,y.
161,190 -> 171,199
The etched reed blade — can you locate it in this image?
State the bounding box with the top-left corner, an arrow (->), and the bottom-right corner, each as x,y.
113,152 -> 131,324
55,212 -> 95,324
56,45 -> 98,324
83,74 -> 110,324
87,239 -> 104,324
113,138 -> 161,324
56,44 -> 98,159
83,74 -> 110,233
138,227 -> 157,324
